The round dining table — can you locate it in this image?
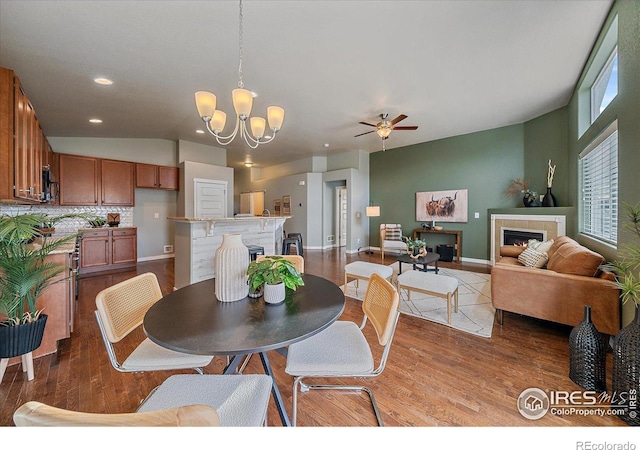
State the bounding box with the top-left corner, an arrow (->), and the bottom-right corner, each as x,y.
143,273 -> 345,426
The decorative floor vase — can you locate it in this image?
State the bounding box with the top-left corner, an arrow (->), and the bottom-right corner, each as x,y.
569,305 -> 606,392
612,307 -> 640,426
214,234 -> 249,302
542,187 -> 557,207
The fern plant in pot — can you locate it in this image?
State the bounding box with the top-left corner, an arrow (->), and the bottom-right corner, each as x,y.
604,201 -> 640,426
0,212 -> 92,362
246,256 -> 304,304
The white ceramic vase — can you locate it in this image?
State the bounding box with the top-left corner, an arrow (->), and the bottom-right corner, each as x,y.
264,282 -> 286,304
214,234 -> 249,302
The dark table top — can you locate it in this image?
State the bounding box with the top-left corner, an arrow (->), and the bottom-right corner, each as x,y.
143,274 -> 345,356
397,252 -> 440,265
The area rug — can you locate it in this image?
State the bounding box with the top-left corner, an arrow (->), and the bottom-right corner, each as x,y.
341,262 -> 495,338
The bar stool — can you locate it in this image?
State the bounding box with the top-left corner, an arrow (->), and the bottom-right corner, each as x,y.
287,233 -> 304,257
282,237 -> 302,255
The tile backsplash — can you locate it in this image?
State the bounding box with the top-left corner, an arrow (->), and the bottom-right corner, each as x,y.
0,205 -> 133,235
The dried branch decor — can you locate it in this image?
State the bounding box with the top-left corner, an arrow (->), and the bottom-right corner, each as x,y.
547,160 -> 556,188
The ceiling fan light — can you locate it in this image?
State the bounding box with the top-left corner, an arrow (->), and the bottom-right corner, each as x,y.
210,110 -> 227,133
250,117 -> 266,139
376,127 -> 392,139
267,106 -> 285,132
195,91 -> 216,120
232,88 -> 253,118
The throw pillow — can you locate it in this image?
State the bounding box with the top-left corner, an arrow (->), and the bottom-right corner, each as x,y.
385,228 -> 402,241
528,238 -> 555,254
518,247 -> 549,268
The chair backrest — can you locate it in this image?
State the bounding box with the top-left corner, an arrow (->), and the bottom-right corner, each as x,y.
380,224 -> 403,242
362,273 -> 400,346
256,255 -> 304,273
13,401 -> 219,427
95,272 -> 163,343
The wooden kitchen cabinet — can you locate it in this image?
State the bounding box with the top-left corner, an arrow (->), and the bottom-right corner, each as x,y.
59,154 -> 134,206
135,163 -> 179,190
0,67 -> 51,203
79,227 -> 137,275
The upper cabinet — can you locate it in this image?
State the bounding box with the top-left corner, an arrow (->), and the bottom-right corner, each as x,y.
59,154 -> 134,206
0,67 -> 52,203
135,163 -> 179,190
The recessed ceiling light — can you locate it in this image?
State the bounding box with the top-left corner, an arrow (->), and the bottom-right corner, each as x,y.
323,143 -> 330,148
244,162 -> 253,168
89,118 -> 103,124
264,135 -> 272,139
196,129 -> 205,134
93,77 -> 113,86
250,91 -> 258,98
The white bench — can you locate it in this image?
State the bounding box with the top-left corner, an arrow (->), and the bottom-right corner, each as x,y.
397,271 -> 459,324
344,261 -> 394,290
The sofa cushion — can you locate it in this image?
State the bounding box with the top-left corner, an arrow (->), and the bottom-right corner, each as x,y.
518,247 -> 549,268
547,236 -> 605,277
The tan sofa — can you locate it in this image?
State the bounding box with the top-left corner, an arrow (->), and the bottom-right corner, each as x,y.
491,236 -> 621,336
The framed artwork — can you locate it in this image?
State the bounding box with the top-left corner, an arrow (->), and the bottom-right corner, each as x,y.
416,189 -> 468,223
273,199 -> 281,216
282,195 -> 291,216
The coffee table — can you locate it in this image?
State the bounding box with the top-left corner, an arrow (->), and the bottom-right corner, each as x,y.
397,252 -> 440,273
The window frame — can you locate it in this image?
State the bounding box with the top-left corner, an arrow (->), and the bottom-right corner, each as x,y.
590,46 -> 618,124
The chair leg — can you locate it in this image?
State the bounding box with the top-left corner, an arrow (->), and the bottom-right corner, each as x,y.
297,381 -> 385,426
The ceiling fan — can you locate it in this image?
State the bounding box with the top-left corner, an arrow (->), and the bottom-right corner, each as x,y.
354,113 -> 418,141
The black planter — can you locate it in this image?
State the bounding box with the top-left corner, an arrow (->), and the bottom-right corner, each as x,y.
0,314 -> 48,358
542,187 -> 557,207
612,307 -> 640,426
569,305 -> 606,392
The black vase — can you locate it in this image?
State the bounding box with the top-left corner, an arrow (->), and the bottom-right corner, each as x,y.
542,187 -> 557,207
569,305 -> 606,392
612,307 -> 640,426
0,314 -> 48,358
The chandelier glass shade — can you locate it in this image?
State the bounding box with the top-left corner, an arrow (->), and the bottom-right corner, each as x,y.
195,0 -> 284,149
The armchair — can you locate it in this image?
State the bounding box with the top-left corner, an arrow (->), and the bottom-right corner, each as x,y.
380,224 -> 408,261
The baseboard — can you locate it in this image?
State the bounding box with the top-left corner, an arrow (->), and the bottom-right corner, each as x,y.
460,256 -> 491,266
137,254 -> 175,262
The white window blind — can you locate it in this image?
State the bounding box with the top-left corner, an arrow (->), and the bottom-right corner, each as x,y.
579,121 -> 618,245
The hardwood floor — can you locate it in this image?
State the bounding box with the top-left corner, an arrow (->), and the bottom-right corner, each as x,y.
0,249 -> 627,428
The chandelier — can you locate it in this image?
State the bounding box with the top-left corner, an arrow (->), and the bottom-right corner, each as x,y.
195,0 -> 284,149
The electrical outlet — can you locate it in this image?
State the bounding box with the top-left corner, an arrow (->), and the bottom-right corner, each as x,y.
474,212 -> 480,219
163,245 -> 173,253
154,212 -> 160,219
327,235 -> 335,242
357,238 -> 361,244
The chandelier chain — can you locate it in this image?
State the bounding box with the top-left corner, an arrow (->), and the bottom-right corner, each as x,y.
237,0 -> 244,89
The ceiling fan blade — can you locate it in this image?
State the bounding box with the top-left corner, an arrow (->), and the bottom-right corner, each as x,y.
389,114 -> 407,126
358,121 -> 377,128
354,130 -> 376,137
393,126 -> 418,130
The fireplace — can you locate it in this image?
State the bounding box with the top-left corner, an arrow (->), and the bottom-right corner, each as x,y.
490,214 -> 566,265
501,228 -> 546,246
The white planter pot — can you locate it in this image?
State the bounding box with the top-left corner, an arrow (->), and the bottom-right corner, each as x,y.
214,234 -> 249,302
264,282 -> 285,304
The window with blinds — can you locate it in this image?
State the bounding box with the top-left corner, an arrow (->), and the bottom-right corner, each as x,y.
579,121 -> 618,245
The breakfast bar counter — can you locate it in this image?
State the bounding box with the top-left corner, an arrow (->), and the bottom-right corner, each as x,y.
169,216 -> 290,289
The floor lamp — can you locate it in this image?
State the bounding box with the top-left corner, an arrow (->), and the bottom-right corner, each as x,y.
365,205 -> 380,254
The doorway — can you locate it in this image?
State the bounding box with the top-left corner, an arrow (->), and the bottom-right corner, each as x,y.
335,186 -> 347,248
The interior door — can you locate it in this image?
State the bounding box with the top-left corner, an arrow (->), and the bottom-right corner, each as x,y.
194,179 -> 227,218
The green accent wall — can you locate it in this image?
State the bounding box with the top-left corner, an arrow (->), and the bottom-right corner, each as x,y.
370,124 -> 524,260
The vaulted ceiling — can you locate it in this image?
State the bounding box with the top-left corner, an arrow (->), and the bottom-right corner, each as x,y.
0,1 -> 612,168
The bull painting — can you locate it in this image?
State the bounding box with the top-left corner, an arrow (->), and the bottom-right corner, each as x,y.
416,189 -> 468,223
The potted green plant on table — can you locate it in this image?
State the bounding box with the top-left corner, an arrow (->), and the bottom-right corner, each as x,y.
246,256 -> 304,304
403,236 -> 427,259
604,202 -> 640,426
0,212 -> 94,366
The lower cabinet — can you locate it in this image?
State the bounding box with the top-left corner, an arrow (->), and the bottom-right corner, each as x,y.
79,227 -> 137,275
